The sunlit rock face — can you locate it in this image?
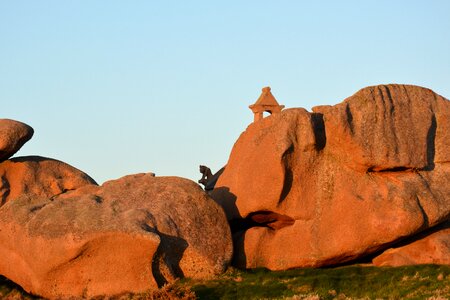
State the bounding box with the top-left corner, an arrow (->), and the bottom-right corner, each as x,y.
0,156 -> 98,206
0,119 -> 34,163
372,221 -> 450,267
0,117 -> 233,299
211,84 -> 450,270
0,173 -> 232,299
0,119 -> 98,207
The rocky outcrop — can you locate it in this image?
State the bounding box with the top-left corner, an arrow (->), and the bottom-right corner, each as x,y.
0,173 -> 232,299
211,84 -> 450,270
372,222 -> 450,266
0,119 -> 34,162
0,156 -> 97,206
312,84 -> 449,171
0,119 -> 232,298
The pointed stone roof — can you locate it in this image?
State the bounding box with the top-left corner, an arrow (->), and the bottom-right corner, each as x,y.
250,86 -> 282,108
249,87 -> 285,122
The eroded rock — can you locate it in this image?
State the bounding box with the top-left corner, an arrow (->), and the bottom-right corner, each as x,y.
312,84 -> 449,171
0,119 -> 34,162
0,156 -> 97,206
0,173 -> 232,299
372,222 -> 450,266
211,84 -> 450,270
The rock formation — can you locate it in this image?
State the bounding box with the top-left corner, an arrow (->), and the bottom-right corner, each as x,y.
0,156 -> 97,206
211,84 -> 450,270
0,174 -> 232,299
0,84 -> 448,297
0,119 -> 34,162
0,120 -> 232,299
372,222 -> 450,266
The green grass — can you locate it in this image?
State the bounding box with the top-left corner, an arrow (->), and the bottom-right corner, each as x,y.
182,265 -> 450,300
1,265 -> 449,299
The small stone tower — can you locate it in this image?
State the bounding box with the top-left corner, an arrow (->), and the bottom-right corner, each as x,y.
249,87 -> 285,122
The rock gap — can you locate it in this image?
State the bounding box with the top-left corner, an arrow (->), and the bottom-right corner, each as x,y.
279,145 -> 294,204
367,166 -> 411,173
311,113 -> 326,150
425,114 -> 436,170
230,210 -> 295,233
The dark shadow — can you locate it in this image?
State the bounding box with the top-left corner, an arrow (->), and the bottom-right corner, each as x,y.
209,187 -> 247,268
141,224 -> 188,287
311,113 -> 326,150
212,187 -> 295,270
279,145 -> 294,204
229,210 -> 294,233
383,84 -> 395,115
415,195 -> 430,231
210,187 -> 240,221
10,155 -> 53,163
154,233 -> 188,287
0,175 -> 10,206
229,218 -> 259,233
231,230 -> 247,269
344,104 -> 354,134
205,166 -> 226,191
425,114 -> 436,171
229,210 -> 295,269
0,275 -> 42,299
367,166 -> 410,173
29,203 -> 47,213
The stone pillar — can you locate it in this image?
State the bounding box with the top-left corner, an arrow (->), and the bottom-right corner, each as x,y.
254,111 -> 263,122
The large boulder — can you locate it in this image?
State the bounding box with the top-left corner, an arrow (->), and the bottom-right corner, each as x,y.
0,119 -> 34,162
211,84 -> 450,270
0,173 -> 232,299
312,84 -> 449,171
372,222 -> 450,266
0,156 -> 97,206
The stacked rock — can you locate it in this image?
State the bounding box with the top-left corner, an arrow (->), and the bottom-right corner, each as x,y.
1,84 -> 448,298
0,119 -> 34,162
0,119 -> 98,206
0,119 -> 232,299
211,84 -> 450,270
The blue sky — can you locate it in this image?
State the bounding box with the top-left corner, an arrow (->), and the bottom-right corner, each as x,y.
1,1 -> 449,183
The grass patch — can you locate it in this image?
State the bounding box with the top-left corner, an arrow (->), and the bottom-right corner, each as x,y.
182,264 -> 450,300
1,265 -> 449,299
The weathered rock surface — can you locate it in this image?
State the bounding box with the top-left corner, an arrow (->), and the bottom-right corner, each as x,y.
0,156 -> 97,206
313,84 -> 450,171
211,84 -> 450,270
0,119 -> 34,162
372,223 -> 450,266
0,173 -> 232,299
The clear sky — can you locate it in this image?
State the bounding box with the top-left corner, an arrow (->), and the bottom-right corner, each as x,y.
1,1 -> 449,184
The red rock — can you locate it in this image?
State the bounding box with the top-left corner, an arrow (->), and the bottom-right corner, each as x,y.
312,84 -> 450,171
373,223 -> 450,266
211,84 -> 450,270
0,156 -> 97,206
0,173 -> 232,299
0,119 -> 34,162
